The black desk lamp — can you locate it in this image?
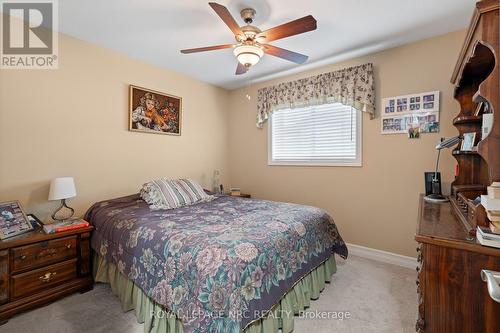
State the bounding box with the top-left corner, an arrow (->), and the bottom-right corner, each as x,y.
424,136 -> 462,203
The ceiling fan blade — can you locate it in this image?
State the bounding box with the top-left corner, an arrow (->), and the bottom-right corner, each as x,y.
180,44 -> 234,54
263,44 -> 308,64
256,15 -> 317,43
209,2 -> 242,36
235,62 -> 248,75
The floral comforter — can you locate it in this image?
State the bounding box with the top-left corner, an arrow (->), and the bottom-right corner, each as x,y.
85,194 -> 347,333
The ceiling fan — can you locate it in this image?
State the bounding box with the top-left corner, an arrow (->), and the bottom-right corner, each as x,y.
180,2 -> 317,75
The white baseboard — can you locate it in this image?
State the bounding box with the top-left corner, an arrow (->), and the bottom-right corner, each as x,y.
345,243 -> 417,269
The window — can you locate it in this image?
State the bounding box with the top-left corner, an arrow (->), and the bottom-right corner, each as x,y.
268,103 -> 362,166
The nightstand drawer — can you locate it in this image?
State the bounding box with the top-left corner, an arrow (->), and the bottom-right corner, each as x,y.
11,258 -> 77,300
12,236 -> 77,273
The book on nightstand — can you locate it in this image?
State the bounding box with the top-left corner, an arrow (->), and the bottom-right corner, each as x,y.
43,219 -> 89,234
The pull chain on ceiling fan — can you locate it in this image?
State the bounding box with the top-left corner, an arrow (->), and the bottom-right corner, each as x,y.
180,2 -> 317,75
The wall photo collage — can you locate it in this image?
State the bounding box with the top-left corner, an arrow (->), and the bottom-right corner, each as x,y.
381,91 -> 440,137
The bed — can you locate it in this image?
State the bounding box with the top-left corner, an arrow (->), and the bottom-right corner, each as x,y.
85,193 -> 347,333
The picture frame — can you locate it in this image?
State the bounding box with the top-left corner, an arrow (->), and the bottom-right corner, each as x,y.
381,91 -> 440,135
0,200 -> 33,240
129,85 -> 182,136
423,94 -> 435,102
423,102 -> 434,109
27,214 -> 43,228
461,132 -> 476,151
408,126 -> 421,139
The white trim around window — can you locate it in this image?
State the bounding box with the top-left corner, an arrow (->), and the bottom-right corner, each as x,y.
268,103 -> 363,167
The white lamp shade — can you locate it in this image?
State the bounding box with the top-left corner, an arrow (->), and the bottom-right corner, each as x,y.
48,177 -> 77,200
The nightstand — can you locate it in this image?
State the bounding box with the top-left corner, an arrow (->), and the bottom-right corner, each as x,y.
0,225 -> 93,324
228,193 -> 251,198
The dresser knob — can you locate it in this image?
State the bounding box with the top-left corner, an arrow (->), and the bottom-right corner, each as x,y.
20,255 -> 27,261
39,272 -> 56,283
66,244 -> 72,249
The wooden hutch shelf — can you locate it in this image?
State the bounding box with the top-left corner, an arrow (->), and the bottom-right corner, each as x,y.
453,115 -> 482,125
415,1 -> 500,332
449,0 -> 500,234
452,149 -> 480,155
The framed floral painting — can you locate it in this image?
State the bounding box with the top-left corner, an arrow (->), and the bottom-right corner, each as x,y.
129,85 -> 182,135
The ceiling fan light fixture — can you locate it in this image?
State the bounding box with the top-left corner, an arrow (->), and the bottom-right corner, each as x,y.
180,3 -> 317,75
233,44 -> 263,67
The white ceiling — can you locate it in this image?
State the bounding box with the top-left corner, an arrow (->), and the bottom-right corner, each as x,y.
54,0 -> 475,89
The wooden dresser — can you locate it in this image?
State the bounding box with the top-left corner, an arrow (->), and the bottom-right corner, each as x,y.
416,197 -> 500,332
415,1 -> 500,332
0,226 -> 93,324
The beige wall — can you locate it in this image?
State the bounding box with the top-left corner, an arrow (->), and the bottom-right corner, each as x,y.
0,29 -> 230,221
227,30 -> 466,257
0,20 -> 466,257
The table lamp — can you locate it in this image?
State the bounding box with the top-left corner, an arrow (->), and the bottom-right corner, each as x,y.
48,177 -> 77,221
424,136 -> 462,203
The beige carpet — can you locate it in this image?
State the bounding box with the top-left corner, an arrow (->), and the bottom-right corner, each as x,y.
0,255 -> 417,333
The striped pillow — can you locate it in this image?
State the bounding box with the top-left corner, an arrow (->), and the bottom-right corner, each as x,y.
140,178 -> 214,210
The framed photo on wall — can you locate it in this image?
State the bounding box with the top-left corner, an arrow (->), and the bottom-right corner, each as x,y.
129,85 -> 182,135
381,91 -> 440,135
0,201 -> 33,240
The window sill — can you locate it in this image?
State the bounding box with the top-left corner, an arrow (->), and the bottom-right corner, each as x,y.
268,160 -> 362,167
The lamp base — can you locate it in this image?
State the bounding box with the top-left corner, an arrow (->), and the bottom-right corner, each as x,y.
52,198 -> 75,222
424,193 -> 449,203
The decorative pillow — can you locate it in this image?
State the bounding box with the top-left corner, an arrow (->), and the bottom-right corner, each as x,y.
140,178 -> 214,210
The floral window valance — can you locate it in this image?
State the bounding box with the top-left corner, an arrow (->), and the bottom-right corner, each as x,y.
256,63 -> 375,128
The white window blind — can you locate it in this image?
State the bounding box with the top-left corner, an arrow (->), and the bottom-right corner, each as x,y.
269,103 -> 362,166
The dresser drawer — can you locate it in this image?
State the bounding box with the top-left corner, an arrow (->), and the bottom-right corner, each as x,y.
11,236 -> 77,273
11,258 -> 77,300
